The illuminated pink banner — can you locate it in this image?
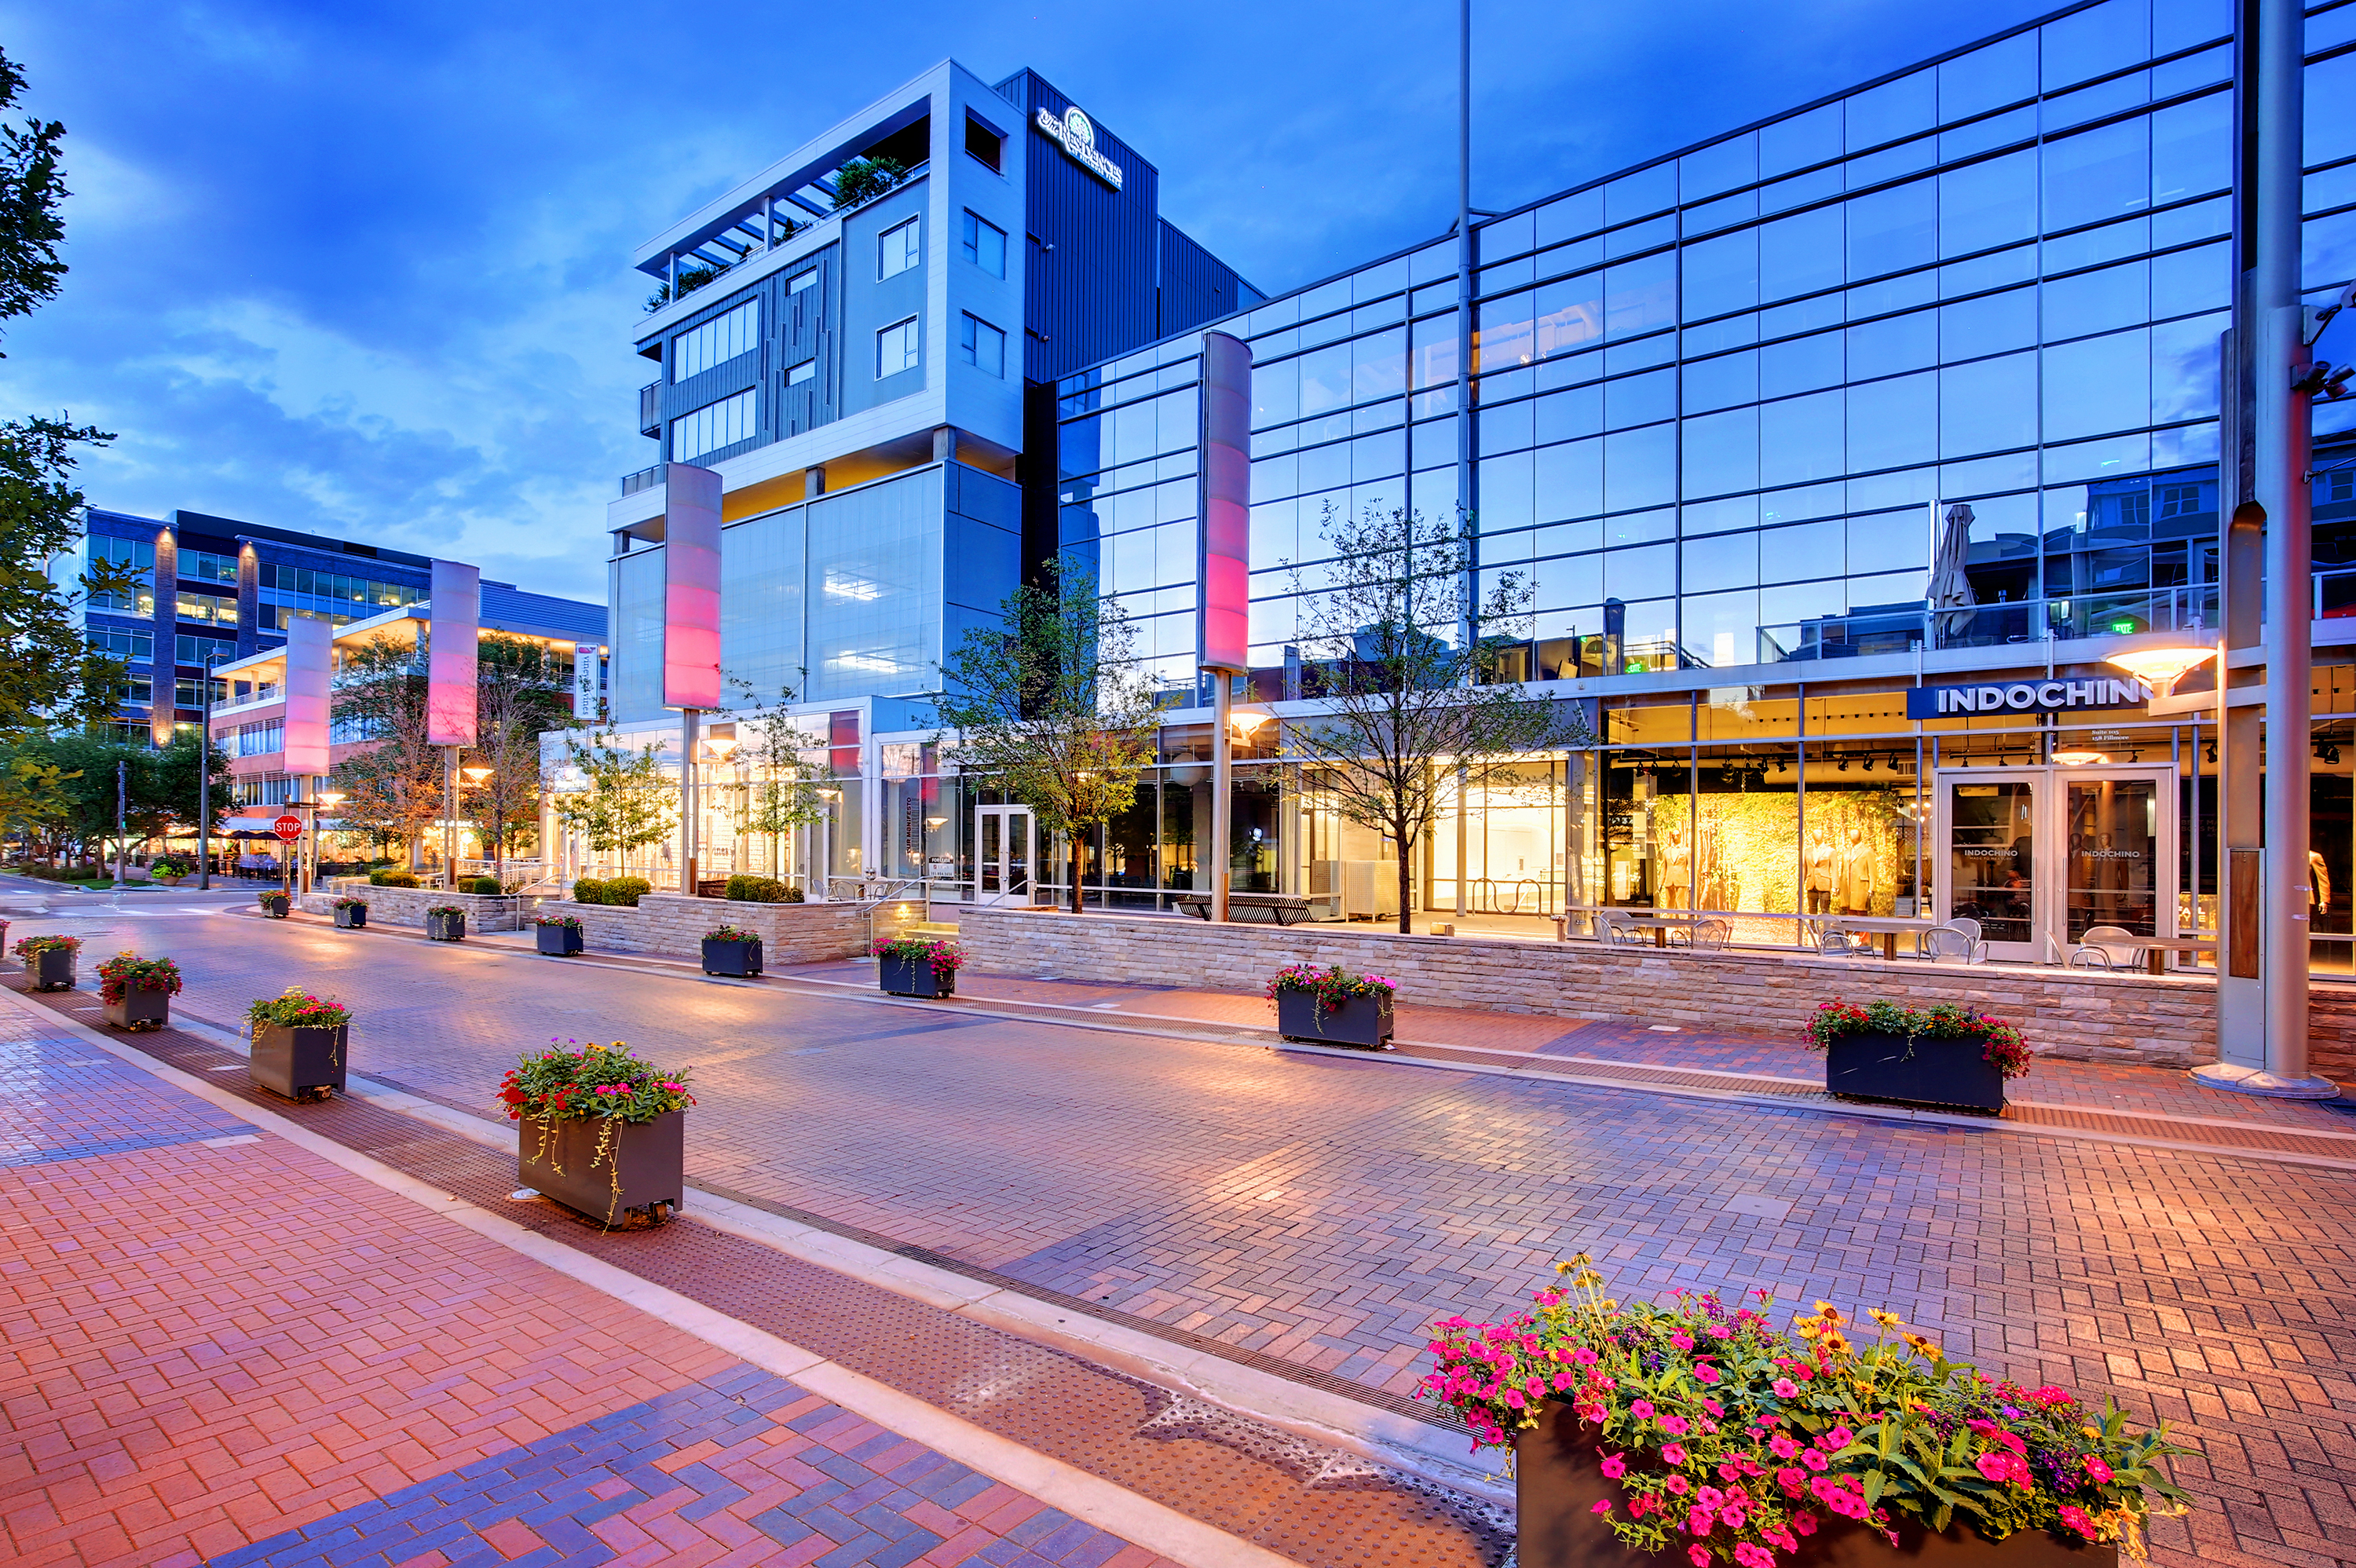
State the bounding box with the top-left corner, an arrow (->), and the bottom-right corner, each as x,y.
1197,331 -> 1251,674
426,559 -> 481,747
281,613 -> 333,777
662,463 -> 724,711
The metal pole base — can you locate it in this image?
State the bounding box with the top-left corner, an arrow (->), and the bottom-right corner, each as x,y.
2188,1061 -> 2343,1099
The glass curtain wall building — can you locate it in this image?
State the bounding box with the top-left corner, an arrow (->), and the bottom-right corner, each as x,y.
1001,0 -> 2356,967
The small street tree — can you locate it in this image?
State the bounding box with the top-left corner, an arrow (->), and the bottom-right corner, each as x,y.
0,747 -> 76,861
328,638 -> 443,868
552,728 -> 677,879
0,49 -> 135,740
465,634 -> 576,879
725,677 -> 830,883
936,562 -> 1165,914
1284,503 -> 1583,934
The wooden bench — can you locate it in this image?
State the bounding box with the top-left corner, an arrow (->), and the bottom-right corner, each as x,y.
1171,892 -> 1314,926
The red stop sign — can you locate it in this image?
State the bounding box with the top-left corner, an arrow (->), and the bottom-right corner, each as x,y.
273,815 -> 303,842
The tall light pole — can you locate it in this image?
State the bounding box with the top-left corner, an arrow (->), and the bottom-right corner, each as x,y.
196,651 -> 217,889
2192,0 -> 2336,1096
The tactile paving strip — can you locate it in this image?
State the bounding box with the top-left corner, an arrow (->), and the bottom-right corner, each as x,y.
9,975 -> 1505,1568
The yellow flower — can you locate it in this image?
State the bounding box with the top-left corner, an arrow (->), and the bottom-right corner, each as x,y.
1869,1309 -> 1901,1329
1819,1329 -> 1852,1356
1555,1260 -> 1575,1275
2082,1424 -> 2102,1440
1903,1332 -> 1942,1359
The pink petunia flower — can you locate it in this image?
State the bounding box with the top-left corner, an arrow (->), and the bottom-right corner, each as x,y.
1662,1443 -> 1688,1465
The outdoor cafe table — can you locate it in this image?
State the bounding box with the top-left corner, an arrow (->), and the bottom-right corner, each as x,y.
1622,913 -> 1714,948
2109,935 -> 2218,975
1822,914 -> 1940,959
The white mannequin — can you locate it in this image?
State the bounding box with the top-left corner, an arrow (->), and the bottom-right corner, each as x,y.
1838,824 -> 1875,915
1805,832 -> 1836,915
1660,826 -> 1691,910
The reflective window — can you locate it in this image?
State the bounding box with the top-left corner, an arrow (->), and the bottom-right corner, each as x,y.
879,217 -> 920,280
960,211 -> 1006,277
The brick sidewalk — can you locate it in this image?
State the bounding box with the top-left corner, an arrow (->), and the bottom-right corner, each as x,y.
0,1006 -> 1180,1568
13,913 -> 2356,1566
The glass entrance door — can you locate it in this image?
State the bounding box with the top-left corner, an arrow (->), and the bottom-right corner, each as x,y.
1940,773 -> 2043,960
976,805 -> 1033,905
1935,766 -> 2175,963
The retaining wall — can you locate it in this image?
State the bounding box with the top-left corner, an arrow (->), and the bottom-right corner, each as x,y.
529,893 -> 872,964
951,907 -> 2356,1075
305,883 -> 527,931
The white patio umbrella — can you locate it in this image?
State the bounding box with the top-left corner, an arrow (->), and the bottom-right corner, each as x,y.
1929,501 -> 1977,646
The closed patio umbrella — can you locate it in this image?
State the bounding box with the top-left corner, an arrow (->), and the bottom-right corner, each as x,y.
1930,501 -> 1976,646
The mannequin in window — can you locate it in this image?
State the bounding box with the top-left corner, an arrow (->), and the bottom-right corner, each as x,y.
2312,850 -> 2332,919
1660,825 -> 1691,911
1805,832 -> 1836,915
1838,824 -> 1875,916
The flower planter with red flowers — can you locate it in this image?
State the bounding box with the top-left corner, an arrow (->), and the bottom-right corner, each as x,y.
1423,1261 -> 2184,1568
257,891 -> 291,919
332,897 -> 368,929
425,906 -> 466,941
502,1040 -> 693,1226
97,952 -> 181,1031
701,925 -> 762,977
1805,999 -> 2029,1115
1267,963 -> 1394,1048
535,913 -> 584,956
13,934 -> 81,992
246,989 -> 352,1102
873,934 -> 964,997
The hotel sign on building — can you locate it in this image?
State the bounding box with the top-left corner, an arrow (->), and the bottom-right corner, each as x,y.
1035,105 -> 1124,189
1902,678 -> 2156,721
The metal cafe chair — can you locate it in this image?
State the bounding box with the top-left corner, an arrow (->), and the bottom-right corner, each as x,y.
1816,927 -> 1872,958
2068,925 -> 2140,971
1922,924 -> 1988,965
1674,917 -> 1732,952
1596,909 -> 1646,945
1946,916 -> 1983,944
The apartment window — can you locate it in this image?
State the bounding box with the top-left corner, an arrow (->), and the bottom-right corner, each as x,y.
880,217 -> 920,280
87,625 -> 153,662
965,114 -> 1004,173
960,211 -> 1006,278
176,591 -> 236,626
671,388 -> 759,462
671,298 -> 760,382
786,358 -> 816,386
174,677 -> 227,708
876,317 -> 920,378
787,268 -> 818,294
959,313 -> 1005,377
176,634 -> 232,665
181,550 -> 238,583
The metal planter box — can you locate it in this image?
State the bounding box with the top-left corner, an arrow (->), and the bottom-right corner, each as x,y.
1826,1030 -> 2007,1113
425,911 -> 466,941
104,988 -> 170,1031
518,1111 -> 683,1226
536,924 -> 584,956
250,1022 -> 348,1101
1275,989 -> 1392,1047
1515,1398 -> 2113,1568
702,937 -> 762,977
334,904 -> 368,929
258,895 -> 291,919
27,948 -> 75,991
879,953 -> 953,997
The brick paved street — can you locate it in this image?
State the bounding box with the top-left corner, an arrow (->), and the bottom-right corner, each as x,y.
5,905 -> 2354,1566
0,998 -> 1183,1568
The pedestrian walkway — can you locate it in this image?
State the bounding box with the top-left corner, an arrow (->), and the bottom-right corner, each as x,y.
0,1002 -> 1211,1568
0,978 -> 1507,1568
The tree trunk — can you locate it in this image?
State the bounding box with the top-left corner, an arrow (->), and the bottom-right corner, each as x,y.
1070,832 -> 1083,914
1396,835 -> 1414,936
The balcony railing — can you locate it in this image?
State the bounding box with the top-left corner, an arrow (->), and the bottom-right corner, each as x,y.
1756,584 -> 2227,665
620,465 -> 664,496
639,382 -> 660,438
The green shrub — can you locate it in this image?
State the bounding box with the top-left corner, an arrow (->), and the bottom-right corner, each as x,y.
369,868 -> 420,888
725,874 -> 799,903
573,877 -> 605,905
606,876 -> 650,907
464,875 -> 502,895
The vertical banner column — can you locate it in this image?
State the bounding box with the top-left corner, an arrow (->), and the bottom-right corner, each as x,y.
282,614 -> 333,894
428,560 -> 481,880
663,462 -> 724,895
1198,331 -> 1252,924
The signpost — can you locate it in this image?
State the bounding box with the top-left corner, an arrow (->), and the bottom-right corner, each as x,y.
273,815 -> 302,842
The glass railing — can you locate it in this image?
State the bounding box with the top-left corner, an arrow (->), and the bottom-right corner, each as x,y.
1757,584 -> 2225,664
620,465 -> 663,496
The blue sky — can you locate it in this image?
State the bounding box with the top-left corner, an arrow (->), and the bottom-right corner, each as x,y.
0,0 -> 2055,603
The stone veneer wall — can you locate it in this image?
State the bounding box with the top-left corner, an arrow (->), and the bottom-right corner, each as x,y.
949,906 -> 2338,1073
305,883 -> 526,931
304,885 -> 873,963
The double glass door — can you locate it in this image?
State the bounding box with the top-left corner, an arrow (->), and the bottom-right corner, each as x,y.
1935,766 -> 2175,963
976,805 -> 1033,905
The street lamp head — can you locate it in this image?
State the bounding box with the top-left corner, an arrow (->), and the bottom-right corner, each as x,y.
316,791 -> 347,806
2105,644 -> 2216,696
460,765 -> 494,784
703,734 -> 739,762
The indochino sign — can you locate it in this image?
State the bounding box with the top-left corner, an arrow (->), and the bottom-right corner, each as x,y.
1903,676 -> 2155,721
